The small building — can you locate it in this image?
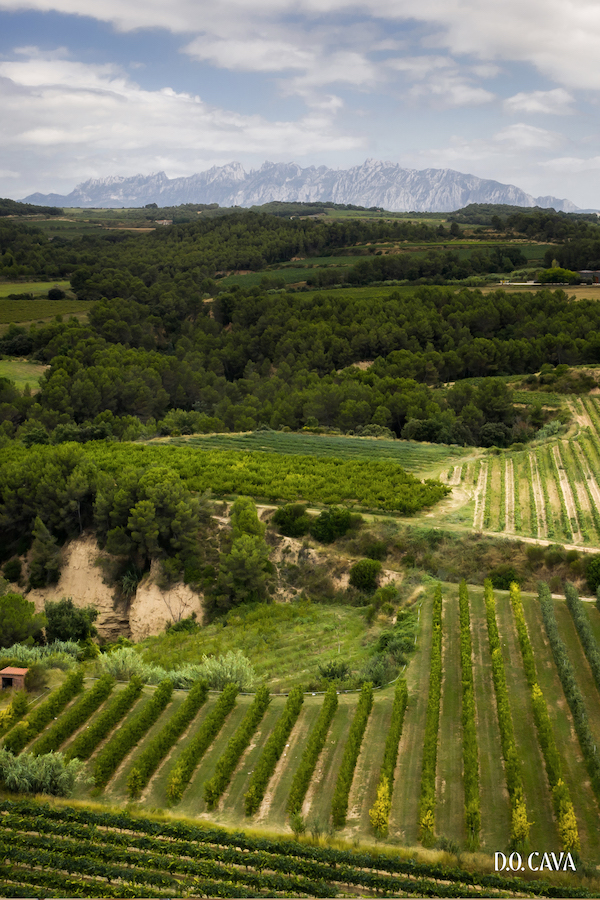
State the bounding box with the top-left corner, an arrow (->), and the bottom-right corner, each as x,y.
155,219 -> 173,226
0,667 -> 28,690
578,270 -> 600,283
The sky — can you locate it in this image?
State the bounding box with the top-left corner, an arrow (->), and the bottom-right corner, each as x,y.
0,0 -> 599,208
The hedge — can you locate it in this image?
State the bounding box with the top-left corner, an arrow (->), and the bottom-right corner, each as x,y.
3,670 -> 84,755
166,683 -> 238,802
92,680 -> 173,789
331,681 -> 373,829
127,680 -> 209,799
204,686 -> 271,809
418,583 -> 442,846
65,677 -> 144,762
244,687 -> 304,816
287,684 -> 338,817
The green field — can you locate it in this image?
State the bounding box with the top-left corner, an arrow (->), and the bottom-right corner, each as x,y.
0,280 -> 71,298
163,431 -> 468,478
0,358 -> 48,390
0,297 -> 89,326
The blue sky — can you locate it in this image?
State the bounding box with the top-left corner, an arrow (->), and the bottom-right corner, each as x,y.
0,0 -> 599,207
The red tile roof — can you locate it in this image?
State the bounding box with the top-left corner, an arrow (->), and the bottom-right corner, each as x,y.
0,667 -> 28,676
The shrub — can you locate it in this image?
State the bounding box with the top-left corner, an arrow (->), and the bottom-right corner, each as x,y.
488,564 -> 520,590
24,663 -> 48,693
309,507 -> 362,544
349,559 -> 382,593
586,555 -> 600,593
0,749 -> 86,796
272,504 -> 312,537
44,597 -> 98,642
318,660 -> 349,681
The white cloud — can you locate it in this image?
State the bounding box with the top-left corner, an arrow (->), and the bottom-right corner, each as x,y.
494,122 -> 565,150
504,88 -> 575,115
0,48 -> 364,194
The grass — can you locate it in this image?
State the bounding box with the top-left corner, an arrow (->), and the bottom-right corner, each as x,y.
166,431 -> 468,477
0,358 -> 48,391
138,601 -> 381,693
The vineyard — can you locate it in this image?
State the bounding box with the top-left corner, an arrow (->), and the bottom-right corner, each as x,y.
2,581 -> 600,896
431,396 -> 600,548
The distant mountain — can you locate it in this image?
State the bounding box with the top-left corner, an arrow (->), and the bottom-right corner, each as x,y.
22,159 -> 579,213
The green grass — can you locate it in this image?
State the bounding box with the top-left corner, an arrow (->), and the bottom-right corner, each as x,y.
0,358 -> 48,391
166,431 -> 467,477
138,601 -> 380,693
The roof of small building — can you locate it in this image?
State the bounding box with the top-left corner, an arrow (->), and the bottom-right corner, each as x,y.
0,667 -> 28,676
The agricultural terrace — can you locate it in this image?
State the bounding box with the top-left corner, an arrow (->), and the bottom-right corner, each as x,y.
2,581 -> 600,897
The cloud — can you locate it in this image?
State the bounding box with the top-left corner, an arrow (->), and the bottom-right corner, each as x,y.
0,48 -> 363,193
504,88 -> 575,115
494,122 -> 565,150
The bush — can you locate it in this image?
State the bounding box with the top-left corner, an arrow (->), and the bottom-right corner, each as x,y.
318,660 -> 349,681
488,564 -> 520,590
309,507 -> 362,544
44,597 -> 98,642
0,749 -> 86,796
2,558 -> 22,583
349,559 -> 382,593
586,556 -> 600,593
272,504 -> 312,537
24,663 -> 48,693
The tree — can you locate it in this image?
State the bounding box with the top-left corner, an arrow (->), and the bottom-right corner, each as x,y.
349,558 -> 382,593
230,496 -> 265,539
28,517 -> 61,588
213,534 -> 272,612
0,594 -> 46,648
44,597 -> 98,643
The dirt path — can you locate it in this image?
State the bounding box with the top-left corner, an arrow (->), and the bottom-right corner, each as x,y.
448,465 -> 462,485
570,398 -> 594,431
528,453 -> 547,538
553,444 -> 583,543
472,463 -> 487,531
505,458 -> 515,533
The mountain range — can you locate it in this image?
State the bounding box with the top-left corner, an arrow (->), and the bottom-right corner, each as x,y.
22,159 -> 579,213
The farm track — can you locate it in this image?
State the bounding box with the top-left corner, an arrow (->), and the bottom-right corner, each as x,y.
505,458 -> 515,533
468,589 -> 511,850
521,597 -> 600,860
493,593 -> 559,850
435,590 -> 465,845
346,697 -> 392,836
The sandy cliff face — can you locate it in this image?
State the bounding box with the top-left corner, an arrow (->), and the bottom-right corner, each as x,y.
27,535 -> 203,642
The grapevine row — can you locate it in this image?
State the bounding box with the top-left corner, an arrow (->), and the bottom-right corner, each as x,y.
509,584 -> 579,853
3,670 -> 84,755
167,682 -> 238,802
287,683 -> 338,817
535,449 -> 556,539
483,580 -> 530,846
204,686 -> 270,809
65,676 -> 143,762
569,442 -> 600,540
564,582 -> 600,695
330,681 -> 373,828
557,443 -> 588,541
368,678 -> 408,837
30,675 -> 115,757
93,679 -> 173,789
244,686 -> 304,815
458,581 -> 480,848
538,582 -> 600,800
418,583 -> 442,845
